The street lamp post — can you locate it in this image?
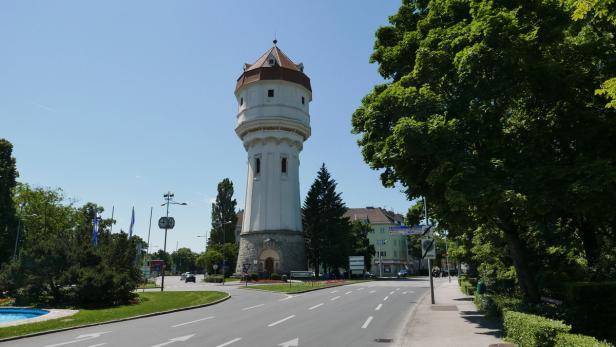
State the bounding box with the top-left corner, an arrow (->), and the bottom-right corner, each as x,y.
197,234 -> 208,280
13,203 -> 25,261
160,192 -> 187,292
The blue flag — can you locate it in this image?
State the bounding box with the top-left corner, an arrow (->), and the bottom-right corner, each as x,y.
129,207 -> 135,238
92,216 -> 100,246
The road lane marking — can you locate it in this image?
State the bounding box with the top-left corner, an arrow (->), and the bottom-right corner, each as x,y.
279,338 -> 299,347
171,316 -> 214,327
329,290 -> 338,293
384,296 -> 389,301
369,290 -> 376,294
402,291 -> 408,294
86,344 -> 106,347
409,290 -> 415,293
309,303 -> 324,310
242,304 -> 264,311
44,331 -> 112,347
150,334 -> 195,347
375,304 -> 382,311
389,291 -> 395,295
396,288 -> 401,291
279,295 -> 294,301
215,338 -> 242,347
268,315 -> 295,327
357,287 -> 365,290
361,316 -> 374,329
330,296 -> 341,301
345,291 -> 352,295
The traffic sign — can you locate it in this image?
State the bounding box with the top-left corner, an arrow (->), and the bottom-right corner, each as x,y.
158,217 -> 176,229
349,256 -> 365,271
421,238 -> 436,259
389,225 -> 431,235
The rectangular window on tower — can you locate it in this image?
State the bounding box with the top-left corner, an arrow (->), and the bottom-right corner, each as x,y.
281,157 -> 287,174
254,156 -> 261,177
268,89 -> 274,97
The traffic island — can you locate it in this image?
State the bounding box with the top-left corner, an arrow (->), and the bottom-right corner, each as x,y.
0,291 -> 229,341
243,280 -> 371,294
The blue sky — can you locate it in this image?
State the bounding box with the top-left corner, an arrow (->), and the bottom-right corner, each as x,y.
1,0 -> 411,253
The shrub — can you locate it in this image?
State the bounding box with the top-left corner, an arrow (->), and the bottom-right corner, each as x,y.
270,273 -> 281,280
563,282 -> 616,342
504,310 -> 571,347
554,333 -> 612,347
249,273 -> 259,281
459,278 -> 476,295
204,275 -> 224,283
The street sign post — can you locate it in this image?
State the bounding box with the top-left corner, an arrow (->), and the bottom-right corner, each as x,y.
389,225 -> 432,236
349,256 -> 365,278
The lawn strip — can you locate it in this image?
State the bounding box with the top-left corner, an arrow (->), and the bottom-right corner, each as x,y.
0,291 -> 228,341
244,280 -> 372,294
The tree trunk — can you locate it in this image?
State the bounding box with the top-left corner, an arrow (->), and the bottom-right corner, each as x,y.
498,217 -> 541,303
578,216 -> 599,270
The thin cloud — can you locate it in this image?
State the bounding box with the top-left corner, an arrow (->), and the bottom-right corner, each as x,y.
32,102 -> 56,113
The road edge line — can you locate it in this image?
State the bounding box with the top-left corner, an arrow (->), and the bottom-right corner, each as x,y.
0,293 -> 231,343
395,286 -> 432,347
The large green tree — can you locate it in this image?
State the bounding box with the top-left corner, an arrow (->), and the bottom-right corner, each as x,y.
352,0 -> 616,302
209,178 -> 238,246
349,220 -> 376,272
302,164 -> 351,276
171,247 -> 198,273
0,139 -> 18,265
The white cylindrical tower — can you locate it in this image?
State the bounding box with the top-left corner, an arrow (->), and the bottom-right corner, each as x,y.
235,42 -> 311,274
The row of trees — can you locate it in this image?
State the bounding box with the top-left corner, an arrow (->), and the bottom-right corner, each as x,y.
352,0 -> 616,303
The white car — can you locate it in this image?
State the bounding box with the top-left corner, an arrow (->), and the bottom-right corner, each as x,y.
180,272 -> 189,281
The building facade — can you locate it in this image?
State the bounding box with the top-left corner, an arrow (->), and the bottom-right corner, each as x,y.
234,42 -> 310,275
345,207 -> 411,277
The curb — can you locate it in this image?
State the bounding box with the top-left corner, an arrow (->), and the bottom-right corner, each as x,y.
240,280 -> 372,294
396,285 -> 432,347
0,293 -> 231,343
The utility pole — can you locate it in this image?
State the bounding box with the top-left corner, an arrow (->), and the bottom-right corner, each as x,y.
13,203 -> 24,260
424,197 -> 435,304
160,192 -> 187,292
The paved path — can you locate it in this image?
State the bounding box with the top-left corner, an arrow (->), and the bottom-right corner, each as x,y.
5,278 -> 430,347
402,279 -> 503,347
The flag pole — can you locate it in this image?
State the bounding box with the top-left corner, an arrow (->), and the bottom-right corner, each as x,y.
147,206 -> 153,256
110,206 -> 115,233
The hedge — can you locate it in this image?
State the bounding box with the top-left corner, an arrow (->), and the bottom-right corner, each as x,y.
563,282 -> 616,342
204,275 -> 224,283
554,333 -> 613,347
460,278 -> 476,296
504,310 -> 571,347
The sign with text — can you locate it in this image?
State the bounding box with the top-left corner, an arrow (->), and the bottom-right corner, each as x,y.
389,225 -> 431,235
349,256 -> 365,271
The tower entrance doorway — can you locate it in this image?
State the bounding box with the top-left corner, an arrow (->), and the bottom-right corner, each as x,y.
265,257 -> 274,274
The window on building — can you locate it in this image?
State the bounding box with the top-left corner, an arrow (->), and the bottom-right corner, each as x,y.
281,157 -> 287,174
269,58 -> 275,65
255,157 -> 261,175
240,97 -> 243,106
380,227 -> 385,234
268,89 -> 274,97
301,96 -> 305,104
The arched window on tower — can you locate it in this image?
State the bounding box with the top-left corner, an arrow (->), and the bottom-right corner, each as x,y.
254,156 -> 261,176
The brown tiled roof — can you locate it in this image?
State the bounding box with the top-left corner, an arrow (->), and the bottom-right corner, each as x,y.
344,207 -> 404,225
236,45 -> 311,93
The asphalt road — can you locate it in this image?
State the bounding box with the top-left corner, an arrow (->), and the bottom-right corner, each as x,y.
4,277 -> 431,347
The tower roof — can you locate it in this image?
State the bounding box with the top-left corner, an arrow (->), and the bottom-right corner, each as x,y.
236,43 -> 311,93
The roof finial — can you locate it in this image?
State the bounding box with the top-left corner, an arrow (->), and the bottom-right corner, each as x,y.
273,39 -> 277,46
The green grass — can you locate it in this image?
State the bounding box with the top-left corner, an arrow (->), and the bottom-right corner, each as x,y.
136,282 -> 159,289
0,291 -> 227,340
245,280 -> 370,293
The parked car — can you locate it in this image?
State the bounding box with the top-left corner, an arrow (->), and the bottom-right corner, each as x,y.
180,272 -> 189,281
397,269 -> 409,278
185,273 -> 196,283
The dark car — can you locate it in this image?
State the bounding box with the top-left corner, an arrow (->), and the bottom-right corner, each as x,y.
185,273 -> 196,283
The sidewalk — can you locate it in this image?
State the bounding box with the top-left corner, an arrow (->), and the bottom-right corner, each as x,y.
401,279 -> 504,347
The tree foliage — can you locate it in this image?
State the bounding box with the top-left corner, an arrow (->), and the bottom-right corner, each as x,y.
0,139 -> 18,265
353,0 -> 616,302
171,247 -> 198,273
302,164 -> 352,276
209,178 -> 238,246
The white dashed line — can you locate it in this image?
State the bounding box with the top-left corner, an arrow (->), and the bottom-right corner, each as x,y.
375,304 -> 382,311
309,303 -> 324,310
402,291 -> 408,295
268,315 -> 295,327
384,296 -> 389,301
330,290 -> 338,293
279,295 -> 294,301
389,291 -> 395,295
361,316 -> 374,329
330,296 -> 341,301
171,316 -> 214,327
345,291 -> 352,295
369,290 -> 376,294
242,304 -> 264,311
215,338 -> 242,347
87,344 -> 106,347
409,290 -> 415,293
357,287 -> 365,291
396,288 -> 400,291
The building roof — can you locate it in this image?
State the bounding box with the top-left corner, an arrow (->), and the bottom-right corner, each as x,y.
235,43 -> 311,93
344,207 -> 404,225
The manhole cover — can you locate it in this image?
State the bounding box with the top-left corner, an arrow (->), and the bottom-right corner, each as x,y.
431,305 -> 458,311
374,338 -> 394,343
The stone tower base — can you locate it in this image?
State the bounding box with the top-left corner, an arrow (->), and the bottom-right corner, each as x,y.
235,230 -> 307,275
